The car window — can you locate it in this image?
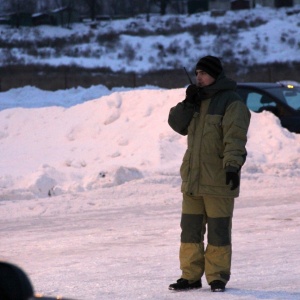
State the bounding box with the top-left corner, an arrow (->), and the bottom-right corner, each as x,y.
266,87 -> 300,111
247,93 -> 264,111
283,89 -> 300,110
237,89 -> 276,112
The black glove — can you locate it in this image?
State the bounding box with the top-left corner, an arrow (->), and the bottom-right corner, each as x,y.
185,84 -> 199,103
226,171 -> 240,190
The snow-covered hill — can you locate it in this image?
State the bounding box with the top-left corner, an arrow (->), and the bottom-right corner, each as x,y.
1,6 -> 300,72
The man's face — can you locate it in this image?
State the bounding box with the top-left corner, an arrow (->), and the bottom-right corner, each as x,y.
195,70 -> 215,87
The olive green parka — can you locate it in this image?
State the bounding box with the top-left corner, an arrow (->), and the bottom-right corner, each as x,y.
168,73 -> 251,198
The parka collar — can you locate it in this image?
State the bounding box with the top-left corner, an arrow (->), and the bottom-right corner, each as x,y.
198,72 -> 237,100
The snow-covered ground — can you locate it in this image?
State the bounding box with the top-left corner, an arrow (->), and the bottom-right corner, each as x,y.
1,85 -> 300,299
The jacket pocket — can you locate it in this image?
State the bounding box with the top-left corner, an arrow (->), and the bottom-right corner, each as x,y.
203,115 -> 223,139
201,155 -> 225,187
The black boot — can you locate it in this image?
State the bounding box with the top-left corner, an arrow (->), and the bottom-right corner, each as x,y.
210,280 -> 226,292
169,278 -> 202,291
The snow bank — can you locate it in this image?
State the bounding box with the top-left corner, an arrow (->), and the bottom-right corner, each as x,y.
1,87 -> 300,200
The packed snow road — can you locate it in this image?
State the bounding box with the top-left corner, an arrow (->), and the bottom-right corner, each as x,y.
1,177 -> 300,300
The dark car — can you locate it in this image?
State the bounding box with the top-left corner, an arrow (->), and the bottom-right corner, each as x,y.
236,81 -> 300,133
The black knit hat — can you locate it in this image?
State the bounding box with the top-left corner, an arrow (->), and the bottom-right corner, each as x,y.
0,261 -> 34,300
195,55 -> 223,79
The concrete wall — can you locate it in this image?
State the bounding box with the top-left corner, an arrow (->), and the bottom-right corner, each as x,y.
0,63 -> 299,92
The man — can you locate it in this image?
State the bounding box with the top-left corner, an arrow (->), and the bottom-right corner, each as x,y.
168,56 -> 250,292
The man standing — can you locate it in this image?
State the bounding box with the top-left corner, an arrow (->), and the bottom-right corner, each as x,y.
168,56 -> 250,292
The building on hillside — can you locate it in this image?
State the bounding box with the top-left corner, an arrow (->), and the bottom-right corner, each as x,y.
32,12 -> 54,26
0,15 -> 9,25
50,6 -> 80,27
9,12 -> 32,27
209,0 -> 298,10
187,0 -> 209,13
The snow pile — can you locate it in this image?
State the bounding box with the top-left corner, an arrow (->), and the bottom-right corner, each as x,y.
1,86 -> 300,200
245,111 -> 300,177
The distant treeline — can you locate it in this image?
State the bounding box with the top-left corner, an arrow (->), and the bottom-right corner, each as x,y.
0,0 -> 297,28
